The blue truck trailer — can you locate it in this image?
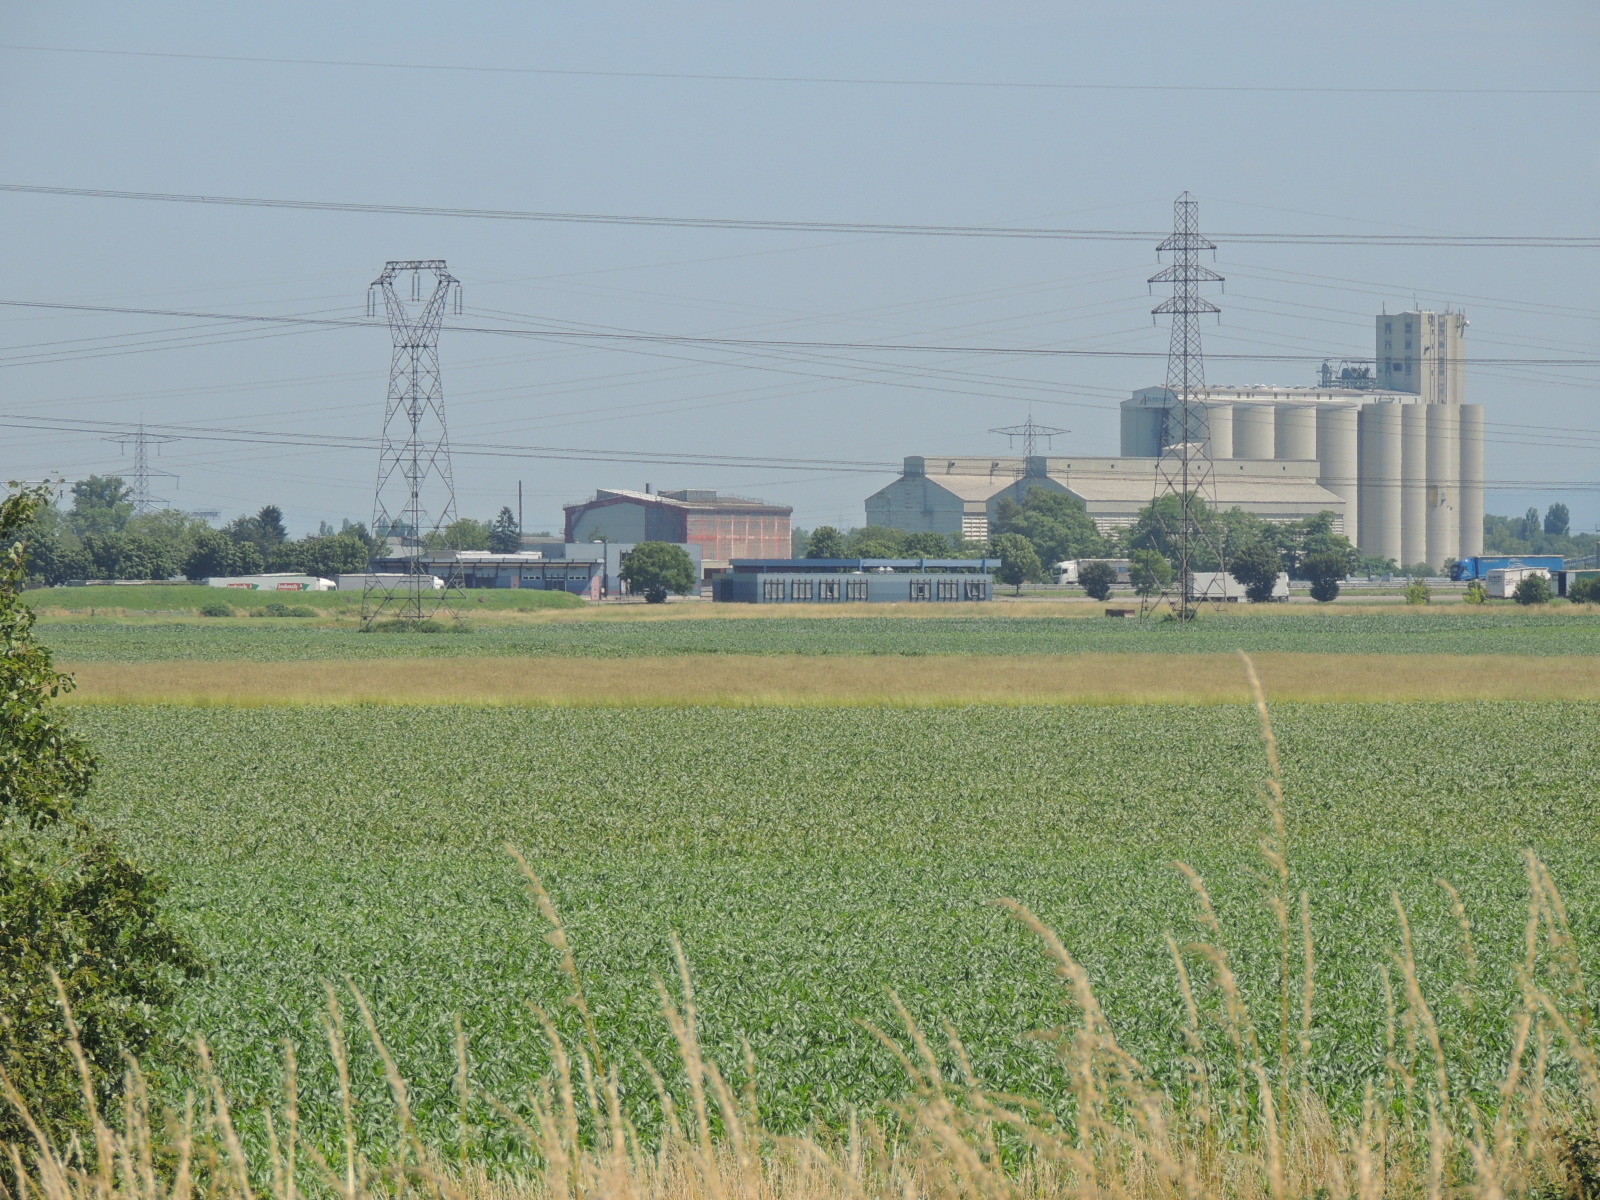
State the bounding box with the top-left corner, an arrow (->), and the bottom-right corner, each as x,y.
1452,555 -> 1564,582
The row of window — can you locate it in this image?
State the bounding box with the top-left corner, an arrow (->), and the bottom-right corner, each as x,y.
758,578 -> 986,601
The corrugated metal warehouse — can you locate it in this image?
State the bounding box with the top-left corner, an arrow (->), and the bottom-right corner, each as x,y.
564,489 -> 791,572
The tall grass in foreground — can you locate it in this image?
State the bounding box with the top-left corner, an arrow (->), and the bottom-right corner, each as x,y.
7,658 -> 1600,1199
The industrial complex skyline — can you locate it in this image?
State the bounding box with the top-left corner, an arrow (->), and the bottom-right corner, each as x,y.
1,2 -> 1593,536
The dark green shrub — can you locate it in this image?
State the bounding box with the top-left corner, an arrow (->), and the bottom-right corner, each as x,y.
1309,577 -> 1340,603
0,485 -> 201,1150
197,599 -> 233,617
1513,573 -> 1552,606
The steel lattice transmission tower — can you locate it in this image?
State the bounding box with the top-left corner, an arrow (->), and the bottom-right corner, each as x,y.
990,413 -> 1070,460
363,260 -> 464,626
1147,192 -> 1226,620
106,425 -> 178,514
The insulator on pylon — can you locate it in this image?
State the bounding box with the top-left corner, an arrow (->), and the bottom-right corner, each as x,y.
453,284 -> 462,316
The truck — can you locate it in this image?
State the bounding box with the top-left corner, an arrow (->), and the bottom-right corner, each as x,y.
1484,567 -> 1550,599
1187,570 -> 1291,602
1053,558 -> 1131,586
1452,555 -> 1563,582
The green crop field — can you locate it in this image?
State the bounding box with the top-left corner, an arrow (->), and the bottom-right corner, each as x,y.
75,701 -> 1600,1160
41,607 -> 1600,663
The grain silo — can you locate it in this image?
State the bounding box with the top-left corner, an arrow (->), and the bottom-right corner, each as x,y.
1401,404 -> 1429,567
1232,404 -> 1276,460
1275,405 -> 1317,461
1316,405 -> 1359,539
1459,404 -> 1485,558
1358,402 -> 1403,564
1425,404 -> 1460,570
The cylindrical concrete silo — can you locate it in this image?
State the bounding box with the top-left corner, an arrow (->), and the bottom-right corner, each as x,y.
1316,404 -> 1359,541
1401,403 -> 1428,568
1204,402 -> 1233,459
1120,401 -> 1163,457
1426,404 -> 1460,572
1233,404 -> 1276,460
1275,405 -> 1317,460
1459,404 -> 1485,559
1358,402 -> 1402,563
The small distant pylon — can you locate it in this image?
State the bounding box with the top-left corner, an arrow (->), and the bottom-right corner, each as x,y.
106,425 -> 178,514
990,413 -> 1070,461
1146,192 -> 1227,621
363,260 -> 465,627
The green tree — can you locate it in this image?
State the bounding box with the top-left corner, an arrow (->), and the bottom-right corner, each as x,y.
619,541 -> 697,602
845,525 -> 912,558
427,517 -> 492,552
489,506 -> 521,554
806,526 -> 848,558
1513,572 -> 1552,606
0,485 -> 202,1149
1230,541 -> 1285,603
991,488 -> 1108,567
902,531 -> 954,557
989,533 -> 1043,595
297,534 -> 371,578
1125,493 -> 1223,571
1302,551 -> 1347,603
1545,503 -> 1570,537
1128,548 -> 1173,598
1078,560 -> 1118,601
1463,580 -> 1488,605
183,529 -> 263,579
67,475 -> 133,539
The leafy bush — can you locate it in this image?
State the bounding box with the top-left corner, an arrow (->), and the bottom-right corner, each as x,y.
1464,580 -> 1488,605
1568,576 -> 1600,605
1078,560 -> 1118,601
0,485 -> 201,1149
1309,576 -> 1340,603
1513,573 -> 1553,606
198,599 -> 233,617
371,618 -> 449,633
1404,580 -> 1431,605
256,602 -> 315,617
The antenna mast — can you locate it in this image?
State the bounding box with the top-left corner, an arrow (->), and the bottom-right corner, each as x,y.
1148,192 -> 1226,620
363,259 -> 465,626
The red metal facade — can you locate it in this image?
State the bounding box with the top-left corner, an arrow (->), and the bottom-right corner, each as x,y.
563,492 -> 791,564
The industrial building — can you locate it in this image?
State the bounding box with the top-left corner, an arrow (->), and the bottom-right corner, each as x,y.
370,551 -> 602,596
564,488 -> 792,573
868,308 -> 1484,567
715,558 -> 994,604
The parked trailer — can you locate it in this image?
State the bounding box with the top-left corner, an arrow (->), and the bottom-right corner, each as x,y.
1187,571 -> 1290,602
1485,567 -> 1550,599
1452,555 -> 1563,582
205,574 -> 335,591
335,573 -> 445,591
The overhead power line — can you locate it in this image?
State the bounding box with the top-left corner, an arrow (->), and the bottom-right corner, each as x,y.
2,43 -> 1594,96
3,299 -> 1597,366
2,184 -> 1595,247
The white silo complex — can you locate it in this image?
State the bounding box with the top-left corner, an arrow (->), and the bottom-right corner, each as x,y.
1115,307 -> 1484,569
1426,404 -> 1460,572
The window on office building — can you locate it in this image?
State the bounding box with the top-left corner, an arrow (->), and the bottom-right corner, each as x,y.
819,579 -> 840,601
763,578 -> 786,601
936,579 -> 959,600
846,579 -> 869,601
909,580 -> 932,601
792,579 -> 814,601
965,580 -> 986,600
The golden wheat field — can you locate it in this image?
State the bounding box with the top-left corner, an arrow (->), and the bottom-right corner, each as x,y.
56,649 -> 1600,706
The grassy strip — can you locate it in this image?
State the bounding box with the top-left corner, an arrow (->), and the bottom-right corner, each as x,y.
25,583 -> 584,614
56,650 -> 1600,706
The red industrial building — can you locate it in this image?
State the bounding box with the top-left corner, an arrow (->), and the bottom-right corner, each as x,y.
563,488 -> 792,572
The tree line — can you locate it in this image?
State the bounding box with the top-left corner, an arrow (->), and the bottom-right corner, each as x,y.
10,478 -> 542,585
798,487 -> 1361,600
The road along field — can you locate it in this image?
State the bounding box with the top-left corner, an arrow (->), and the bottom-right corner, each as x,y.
75,699 -> 1600,1159
59,650 -> 1600,705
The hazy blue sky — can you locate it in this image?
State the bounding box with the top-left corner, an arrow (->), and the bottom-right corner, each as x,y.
1,1 -> 1595,535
